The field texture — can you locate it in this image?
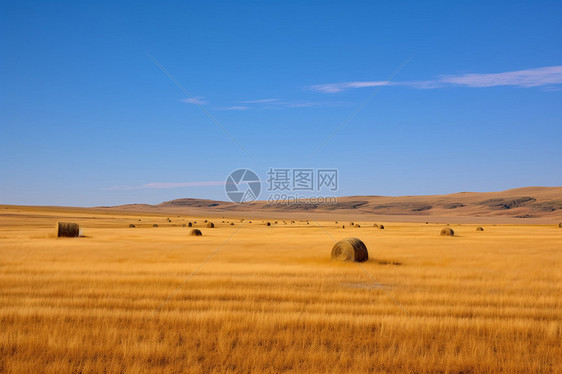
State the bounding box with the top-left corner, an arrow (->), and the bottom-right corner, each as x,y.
0,207 -> 561,373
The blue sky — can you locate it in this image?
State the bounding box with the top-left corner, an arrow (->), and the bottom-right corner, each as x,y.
1,1 -> 561,206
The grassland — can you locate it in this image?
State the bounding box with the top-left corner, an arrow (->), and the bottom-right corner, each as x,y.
0,206 -> 561,373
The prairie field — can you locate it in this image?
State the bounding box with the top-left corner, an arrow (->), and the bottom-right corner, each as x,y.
0,206 -> 561,373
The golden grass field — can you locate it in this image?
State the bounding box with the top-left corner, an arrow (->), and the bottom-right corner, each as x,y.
1,206 -> 561,373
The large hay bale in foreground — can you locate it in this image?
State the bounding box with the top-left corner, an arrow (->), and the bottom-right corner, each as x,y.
331,237 -> 368,262
440,227 -> 455,236
190,229 -> 203,236
206,222 -> 215,228
476,226 -> 484,231
56,222 -> 79,237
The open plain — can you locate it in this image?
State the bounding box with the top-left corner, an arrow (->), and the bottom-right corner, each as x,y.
0,204 -> 561,373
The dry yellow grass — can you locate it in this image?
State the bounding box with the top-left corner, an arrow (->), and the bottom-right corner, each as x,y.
0,207 -> 561,373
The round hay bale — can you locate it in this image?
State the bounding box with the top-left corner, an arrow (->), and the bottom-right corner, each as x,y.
355,224 -> 361,228
56,222 -> 79,237
187,222 -> 193,227
331,237 -> 368,262
342,225 -> 345,229
206,222 -> 215,228
153,224 -> 159,227
181,223 -> 186,227
190,229 -> 203,236
350,222 -> 355,226
373,223 -> 379,228
275,221 -> 278,224
129,224 -> 136,228
440,227 -> 454,236
266,222 -> 271,226
558,223 -> 562,228
204,220 -> 208,223
426,221 -> 429,224
167,218 -> 172,222
230,223 -> 234,225
379,225 -> 385,229
476,226 -> 484,231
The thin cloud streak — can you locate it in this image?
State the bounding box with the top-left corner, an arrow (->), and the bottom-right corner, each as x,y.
107,181 -> 225,190
310,66 -> 562,93
241,98 -> 280,103
182,97 -> 208,104
222,106 -> 249,110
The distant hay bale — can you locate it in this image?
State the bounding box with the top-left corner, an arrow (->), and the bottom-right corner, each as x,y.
350,222 -> 355,226
476,226 -> 484,231
181,224 -> 186,227
206,222 -> 215,228
379,225 -> 385,229
187,222 -> 192,227
275,221 -> 278,224
440,227 -> 455,236
342,225 -> 345,229
331,237 -> 368,262
426,222 -> 429,224
138,219 -> 141,221
335,221 -> 338,224
56,222 -> 79,237
129,224 -> 136,228
222,221 -> 225,223
355,224 -> 361,228
153,224 -> 159,227
559,223 -> 562,228
249,221 -> 252,223
373,223 -> 379,228
167,218 -> 171,222
204,220 -> 208,223
266,222 -> 271,226
230,223 -> 234,225
189,229 -> 203,236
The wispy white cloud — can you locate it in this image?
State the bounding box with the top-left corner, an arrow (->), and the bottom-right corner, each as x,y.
237,99 -> 352,109
222,106 -> 249,110
310,66 -> 562,93
439,66 -> 562,87
241,98 -> 280,103
310,81 -> 390,93
181,97 -> 207,104
107,181 -> 224,190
